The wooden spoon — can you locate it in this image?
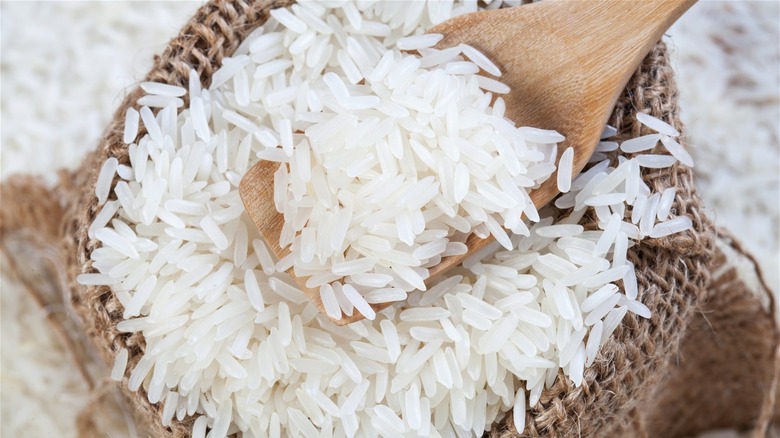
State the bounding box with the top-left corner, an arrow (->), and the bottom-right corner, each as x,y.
240,0 -> 696,325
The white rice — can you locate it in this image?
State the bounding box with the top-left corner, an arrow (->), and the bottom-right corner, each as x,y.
459,43 -> 502,77
596,141 -> 619,152
79,1 -> 696,437
396,33 -> 444,50
76,273 -> 116,285
123,108 -> 139,144
650,216 -> 694,238
557,146 -> 574,193
137,94 -> 184,109
619,133 -> 661,153
140,81 -> 187,97
476,75 -> 510,94
660,135 -> 695,167
267,41 -> 562,314
95,157 -> 118,205
635,154 -> 679,169
600,125 -> 618,139
636,112 -> 680,137
656,187 -> 677,221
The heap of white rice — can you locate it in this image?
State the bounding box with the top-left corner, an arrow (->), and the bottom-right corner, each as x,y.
265,17 -> 564,318
77,1 -> 694,437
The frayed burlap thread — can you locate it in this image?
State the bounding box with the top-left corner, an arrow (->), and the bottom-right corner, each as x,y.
0,0 -> 775,436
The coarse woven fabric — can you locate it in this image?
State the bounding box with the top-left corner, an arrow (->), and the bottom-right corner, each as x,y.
0,0 -> 774,437
488,37 -> 718,438
634,230 -> 779,438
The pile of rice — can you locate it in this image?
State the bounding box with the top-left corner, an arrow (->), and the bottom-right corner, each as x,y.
77,1 -> 694,436
266,19 -> 565,318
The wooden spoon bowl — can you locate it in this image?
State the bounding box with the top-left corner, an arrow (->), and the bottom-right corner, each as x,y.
240,0 -> 696,324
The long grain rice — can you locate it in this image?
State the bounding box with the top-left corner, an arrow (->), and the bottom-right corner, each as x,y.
79,1 -> 696,436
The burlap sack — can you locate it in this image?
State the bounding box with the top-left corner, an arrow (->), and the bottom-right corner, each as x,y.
634,231 -> 779,437
1,1 -> 777,436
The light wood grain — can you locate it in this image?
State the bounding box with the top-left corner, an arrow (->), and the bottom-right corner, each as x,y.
240,0 -> 695,324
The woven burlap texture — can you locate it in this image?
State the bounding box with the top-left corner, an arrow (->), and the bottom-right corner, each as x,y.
488,37 -> 716,438
635,231 -> 779,437
0,0 -> 775,437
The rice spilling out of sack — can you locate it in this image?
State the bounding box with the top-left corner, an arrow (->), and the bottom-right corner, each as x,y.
77,1 -> 694,437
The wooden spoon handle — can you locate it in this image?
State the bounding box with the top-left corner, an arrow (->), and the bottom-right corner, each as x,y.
550,0 -> 697,98
427,0 -> 696,283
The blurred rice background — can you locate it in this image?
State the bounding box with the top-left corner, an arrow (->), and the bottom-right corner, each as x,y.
1,1 -> 777,436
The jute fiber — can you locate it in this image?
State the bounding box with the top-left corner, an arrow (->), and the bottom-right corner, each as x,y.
0,0 -> 776,436
634,231 -> 778,437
